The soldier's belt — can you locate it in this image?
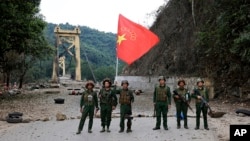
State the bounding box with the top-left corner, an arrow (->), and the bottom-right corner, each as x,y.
175,100 -> 185,103
156,100 -> 167,102
120,103 -> 131,105
100,102 -> 112,105
84,104 -> 94,106
84,101 -> 94,105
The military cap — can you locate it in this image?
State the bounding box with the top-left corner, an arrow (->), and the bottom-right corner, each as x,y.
121,80 -> 129,86
196,78 -> 204,84
178,79 -> 186,85
102,78 -> 112,86
85,80 -> 95,88
158,76 -> 166,81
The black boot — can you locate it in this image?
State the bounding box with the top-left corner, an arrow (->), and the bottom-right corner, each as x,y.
127,120 -> 132,133
177,119 -> 181,129
196,117 -> 200,130
76,130 -> 81,134
107,127 -> 111,132
153,127 -> 160,130
126,128 -> 132,133
119,129 -> 124,133
164,126 -> 168,130
100,127 -> 105,133
184,118 -> 188,129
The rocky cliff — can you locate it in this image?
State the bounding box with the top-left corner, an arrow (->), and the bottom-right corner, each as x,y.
122,0 -> 213,76
122,0 -> 250,99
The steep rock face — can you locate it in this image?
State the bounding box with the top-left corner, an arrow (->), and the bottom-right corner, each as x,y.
122,0 -> 212,76
122,0 -> 250,99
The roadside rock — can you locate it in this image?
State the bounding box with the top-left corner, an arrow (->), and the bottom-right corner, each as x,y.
0,112 -> 7,121
236,113 -> 246,117
56,112 -> 67,121
42,117 -> 50,122
22,118 -> 32,123
70,116 -> 75,119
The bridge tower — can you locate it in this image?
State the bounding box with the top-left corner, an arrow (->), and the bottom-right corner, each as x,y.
51,26 -> 81,82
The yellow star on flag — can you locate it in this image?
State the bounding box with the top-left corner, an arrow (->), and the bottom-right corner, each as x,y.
117,34 -> 127,45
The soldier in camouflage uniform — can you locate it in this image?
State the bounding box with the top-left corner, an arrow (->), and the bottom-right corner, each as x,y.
76,80 -> 99,134
99,78 -> 118,133
173,79 -> 191,129
153,76 -> 171,130
115,80 -> 134,133
192,78 -> 209,130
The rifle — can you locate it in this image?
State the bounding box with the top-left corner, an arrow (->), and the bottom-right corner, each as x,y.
200,96 -> 212,112
194,89 -> 212,112
173,90 -> 194,113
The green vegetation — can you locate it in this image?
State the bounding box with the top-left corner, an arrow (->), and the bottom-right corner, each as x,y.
0,1 -> 123,87
15,23 -> 123,83
196,0 -> 250,96
43,23 -> 123,82
0,0 -> 53,88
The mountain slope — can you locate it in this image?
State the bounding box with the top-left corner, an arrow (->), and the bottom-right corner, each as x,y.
45,23 -> 117,66
122,0 -> 250,98
43,23 -> 120,81
122,0 -> 197,76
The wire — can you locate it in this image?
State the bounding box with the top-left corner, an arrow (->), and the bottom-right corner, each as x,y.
83,49 -> 97,82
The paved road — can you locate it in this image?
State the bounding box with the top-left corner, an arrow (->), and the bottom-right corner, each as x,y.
0,116 -> 217,141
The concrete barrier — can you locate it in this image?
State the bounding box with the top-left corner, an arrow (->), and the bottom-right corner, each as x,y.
115,76 -> 214,99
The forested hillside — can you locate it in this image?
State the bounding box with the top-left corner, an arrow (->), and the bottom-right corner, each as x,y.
42,23 -> 121,81
124,0 -> 250,98
0,0 -> 122,85
1,16 -> 121,85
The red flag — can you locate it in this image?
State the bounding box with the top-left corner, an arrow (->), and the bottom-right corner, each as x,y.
116,14 -> 159,65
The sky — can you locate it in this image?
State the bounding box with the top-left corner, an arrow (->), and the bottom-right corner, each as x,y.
40,0 -> 167,33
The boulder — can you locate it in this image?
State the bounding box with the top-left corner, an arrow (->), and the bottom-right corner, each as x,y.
0,112 -> 7,121
208,111 -> 226,118
56,112 -> 67,121
70,117 -> 75,119
22,118 -> 32,123
42,117 -> 50,122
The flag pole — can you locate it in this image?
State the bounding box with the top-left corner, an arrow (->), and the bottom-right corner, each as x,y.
115,57 -> 118,81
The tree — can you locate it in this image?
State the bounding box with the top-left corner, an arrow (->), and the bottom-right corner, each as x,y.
0,0 -> 53,88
